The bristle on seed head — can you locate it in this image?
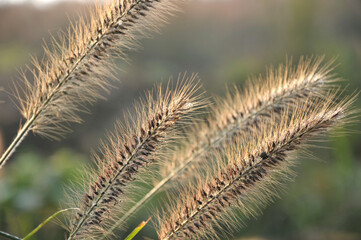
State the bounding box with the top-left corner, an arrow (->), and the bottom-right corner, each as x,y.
14,0 -> 182,139
160,56 -> 338,186
64,73 -> 204,240
157,91 -> 356,240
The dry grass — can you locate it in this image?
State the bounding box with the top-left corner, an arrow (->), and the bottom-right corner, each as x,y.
103,57 -> 342,237
63,76 -> 203,240
0,1 -> 358,240
157,92 -> 355,240
0,0 -> 182,169
161,57 -> 336,182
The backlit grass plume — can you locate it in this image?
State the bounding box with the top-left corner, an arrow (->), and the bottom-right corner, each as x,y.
157,93 -> 355,240
0,0 -> 181,169
104,57 -> 338,236
64,76 -> 203,240
162,57 -> 336,179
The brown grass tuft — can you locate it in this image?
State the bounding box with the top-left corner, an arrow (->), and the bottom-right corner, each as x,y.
18,0 -> 181,137
0,0 -> 182,169
157,92 -> 355,240
162,56 -> 337,181
104,57 -> 340,236
64,75 -> 203,240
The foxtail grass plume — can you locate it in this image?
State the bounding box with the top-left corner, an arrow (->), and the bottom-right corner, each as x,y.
104,57 -> 339,237
157,93 -> 355,240
0,0 -> 181,169
64,76 -> 203,240
161,57 -> 337,180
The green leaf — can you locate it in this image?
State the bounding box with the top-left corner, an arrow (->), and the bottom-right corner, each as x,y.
22,208 -> 78,240
124,217 -> 151,240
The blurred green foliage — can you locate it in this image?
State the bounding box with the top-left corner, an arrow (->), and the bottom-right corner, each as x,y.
0,149 -> 86,239
0,43 -> 28,74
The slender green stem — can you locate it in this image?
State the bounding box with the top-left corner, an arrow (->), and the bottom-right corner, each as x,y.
0,231 -> 21,240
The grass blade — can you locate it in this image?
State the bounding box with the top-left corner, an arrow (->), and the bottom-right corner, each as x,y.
125,217 -> 151,240
22,208 -> 78,240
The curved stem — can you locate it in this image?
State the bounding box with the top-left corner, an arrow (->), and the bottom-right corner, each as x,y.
23,208 -> 78,240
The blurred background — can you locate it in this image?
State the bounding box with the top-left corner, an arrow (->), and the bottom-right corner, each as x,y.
0,0 -> 360,239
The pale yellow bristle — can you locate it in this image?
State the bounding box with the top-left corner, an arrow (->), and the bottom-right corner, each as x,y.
157,92 -> 355,240
63,75 -> 203,240
104,57 -> 341,236
1,0 -> 182,169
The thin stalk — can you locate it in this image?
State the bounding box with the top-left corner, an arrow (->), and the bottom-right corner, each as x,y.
0,231 -> 21,240
107,169 -> 178,233
0,116 -> 33,168
23,208 -> 78,240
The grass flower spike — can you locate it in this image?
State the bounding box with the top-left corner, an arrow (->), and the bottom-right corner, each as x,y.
162,57 -> 336,180
105,57 -> 339,236
0,0 -> 181,169
157,93 -> 355,240
65,76 -> 203,240
0,0 -> 358,239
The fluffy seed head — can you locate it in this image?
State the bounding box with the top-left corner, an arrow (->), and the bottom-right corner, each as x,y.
15,0 -> 182,139
161,56 -> 337,185
64,74 -> 203,240
157,92 -> 356,240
